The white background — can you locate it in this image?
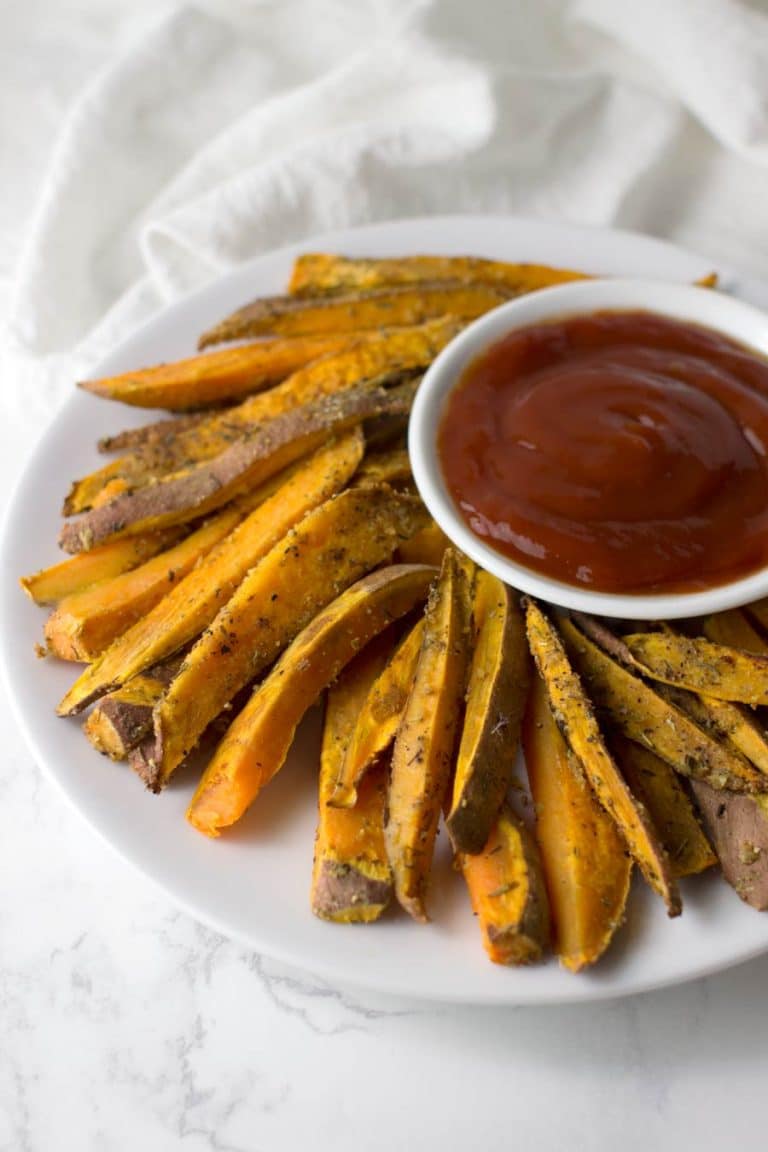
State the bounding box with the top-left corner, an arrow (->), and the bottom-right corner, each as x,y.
2,2 -> 768,1149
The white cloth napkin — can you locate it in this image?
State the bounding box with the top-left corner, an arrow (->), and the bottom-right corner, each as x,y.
4,0 -> 768,424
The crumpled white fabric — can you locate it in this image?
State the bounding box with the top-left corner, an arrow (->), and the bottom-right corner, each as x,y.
4,0 -> 768,424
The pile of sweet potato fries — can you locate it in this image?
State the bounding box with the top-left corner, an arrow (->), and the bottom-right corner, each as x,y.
21,252 -> 768,972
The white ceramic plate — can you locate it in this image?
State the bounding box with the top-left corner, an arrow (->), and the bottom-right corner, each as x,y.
5,215 -> 768,1006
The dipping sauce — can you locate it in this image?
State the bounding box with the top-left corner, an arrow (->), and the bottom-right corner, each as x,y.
438,311 -> 768,594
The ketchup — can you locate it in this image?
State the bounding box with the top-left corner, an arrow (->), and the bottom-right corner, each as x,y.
438,311 -> 768,594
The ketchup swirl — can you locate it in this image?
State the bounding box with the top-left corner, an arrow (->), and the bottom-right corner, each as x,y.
438,311 -> 768,593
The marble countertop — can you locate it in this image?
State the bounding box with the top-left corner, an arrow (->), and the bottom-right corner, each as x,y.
3,5 -> 768,1149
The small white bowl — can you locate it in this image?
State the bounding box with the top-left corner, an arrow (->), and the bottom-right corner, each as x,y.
409,278 -> 768,620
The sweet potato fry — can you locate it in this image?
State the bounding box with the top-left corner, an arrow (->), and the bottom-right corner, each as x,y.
386,550 -> 471,921
622,631 -> 768,706
705,607 -> 768,653
610,736 -> 716,878
745,598 -> 768,638
523,671 -> 631,972
574,615 -> 768,780
353,448 -> 412,488
78,333 -> 371,410
70,320 -> 449,517
198,282 -> 508,348
329,617 -> 425,809
288,253 -> 718,298
524,599 -> 680,915
395,519 -> 450,567
659,684 -> 768,778
98,316 -> 455,463
45,507 -> 242,661
446,573 -> 530,854
459,806 -> 550,966
82,658 -> 183,760
20,528 -> 182,605
64,457 -> 161,517
561,615 -> 765,793
690,782 -> 768,909
187,565 -> 435,835
59,380 -> 415,552
311,636 -> 396,923
288,253 -> 588,296
132,487 -> 429,790
57,433 -> 363,715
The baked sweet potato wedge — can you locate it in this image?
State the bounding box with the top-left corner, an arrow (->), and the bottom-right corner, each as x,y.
574,615 -> 768,782
562,615 -> 766,793
386,550 -> 470,922
328,617 -> 425,809
133,487 -> 429,790
610,736 -> 716,878
58,433 -> 363,715
690,782 -> 768,909
288,254 -> 717,298
73,312 -> 441,515
446,572 -> 530,854
524,599 -> 680,915
622,631 -> 768,706
311,636 -> 396,923
353,448 -> 412,489
20,528 -> 183,605
78,333 -> 370,410
187,565 -> 435,835
59,380 -> 415,552
198,282 -> 508,348
288,253 -> 588,296
459,806 -> 550,966
523,671 -> 631,972
45,506 -> 242,661
395,519 -> 450,567
82,658 -> 183,760
704,608 -> 768,654
64,457 -> 161,517
91,317 -> 454,467
744,598 -> 768,639
659,684 -> 768,779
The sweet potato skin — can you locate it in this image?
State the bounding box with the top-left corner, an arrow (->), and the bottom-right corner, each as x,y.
524,599 -> 680,916
562,615 -> 766,793
459,806 -> 550,966
133,488 -> 429,790
45,507 -> 241,661
198,282 -> 507,348
386,550 -> 470,922
312,636 -> 396,923
58,433 -> 363,716
329,617 -> 424,809
187,565 -> 435,834
611,736 -> 716,878
522,672 -> 632,972
690,782 -> 768,909
82,658 -> 183,759
59,380 -> 415,552
447,573 -> 530,854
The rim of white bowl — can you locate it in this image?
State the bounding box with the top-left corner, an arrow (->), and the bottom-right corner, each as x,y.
409,278 -> 768,620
